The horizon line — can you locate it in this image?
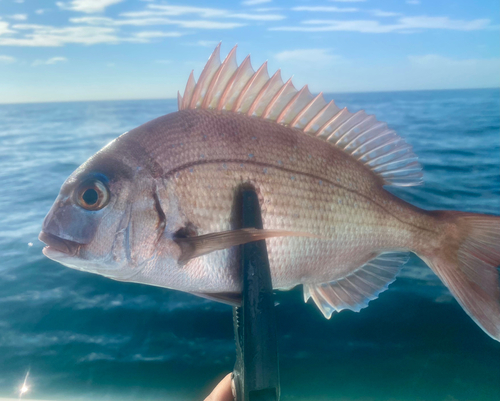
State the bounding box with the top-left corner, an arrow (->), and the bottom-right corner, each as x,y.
1,86 -> 498,106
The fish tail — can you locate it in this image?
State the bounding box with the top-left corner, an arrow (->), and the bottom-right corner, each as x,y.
421,211 -> 500,341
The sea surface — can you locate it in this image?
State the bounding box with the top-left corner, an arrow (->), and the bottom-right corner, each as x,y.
0,88 -> 499,401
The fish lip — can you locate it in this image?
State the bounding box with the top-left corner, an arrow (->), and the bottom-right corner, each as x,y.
38,231 -> 81,256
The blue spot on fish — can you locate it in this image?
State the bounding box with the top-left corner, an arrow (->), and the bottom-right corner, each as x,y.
248,153 -> 254,158
189,168 -> 194,173
278,160 -> 283,166
319,180 -> 323,186
252,136 -> 257,140
263,168 -> 268,174
291,175 -> 295,181
222,163 -> 227,169
89,172 -> 109,184
240,163 -> 244,168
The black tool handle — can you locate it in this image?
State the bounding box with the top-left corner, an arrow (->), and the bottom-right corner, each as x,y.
233,189 -> 280,401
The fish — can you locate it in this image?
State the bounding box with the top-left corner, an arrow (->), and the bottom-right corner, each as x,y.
39,44 -> 500,341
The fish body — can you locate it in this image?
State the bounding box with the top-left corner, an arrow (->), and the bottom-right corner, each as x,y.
39,45 -> 500,341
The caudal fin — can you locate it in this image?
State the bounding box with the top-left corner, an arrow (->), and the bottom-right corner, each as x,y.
423,211 -> 500,341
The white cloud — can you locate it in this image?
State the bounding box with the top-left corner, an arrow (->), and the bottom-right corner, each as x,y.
9,14 -> 28,21
57,0 -> 124,14
0,25 -> 122,46
0,55 -> 16,64
275,48 -> 342,66
271,16 -> 491,33
0,21 -> 14,36
120,4 -> 283,22
230,13 -> 284,21
171,20 -> 245,29
14,0 -> 25,3
132,31 -> 182,39
292,6 -> 358,13
371,10 -> 401,17
406,0 -> 421,4
122,5 -> 226,19
156,59 -> 172,64
241,0 -> 271,5
35,10 -> 46,15
32,56 -> 68,66
71,16 -> 246,29
255,7 -> 282,12
399,16 -> 489,30
328,0 -> 365,2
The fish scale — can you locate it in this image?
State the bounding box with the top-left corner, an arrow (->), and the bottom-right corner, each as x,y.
136,109 -> 430,292
39,45 -> 500,341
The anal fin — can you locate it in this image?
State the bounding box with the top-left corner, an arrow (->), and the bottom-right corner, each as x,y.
304,252 -> 409,318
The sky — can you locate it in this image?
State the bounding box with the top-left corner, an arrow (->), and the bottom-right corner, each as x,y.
0,0 -> 498,104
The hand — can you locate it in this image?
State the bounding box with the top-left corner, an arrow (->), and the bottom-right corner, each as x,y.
204,373 -> 233,401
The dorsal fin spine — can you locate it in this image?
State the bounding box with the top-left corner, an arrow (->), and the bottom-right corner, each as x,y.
262,78 -> 294,119
316,108 -> 347,137
201,64 -> 224,109
216,66 -> 241,110
179,45 -> 423,187
359,138 -> 402,163
350,130 -> 394,157
233,61 -> 268,112
343,122 -> 385,151
334,112 -> 371,145
247,69 -> 282,116
189,44 -> 221,109
379,163 -> 420,176
181,70 -> 196,110
373,154 -> 415,170
202,46 -> 237,109
217,55 -> 252,111
177,91 -> 182,110
276,85 -> 308,124
303,100 -> 335,132
290,92 -> 324,127
341,117 -> 379,150
367,142 -> 411,165
327,110 -> 365,142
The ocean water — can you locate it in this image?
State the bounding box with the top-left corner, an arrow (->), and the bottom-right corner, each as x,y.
0,88 -> 499,401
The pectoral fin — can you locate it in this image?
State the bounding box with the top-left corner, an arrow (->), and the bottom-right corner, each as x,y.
175,228 -> 319,264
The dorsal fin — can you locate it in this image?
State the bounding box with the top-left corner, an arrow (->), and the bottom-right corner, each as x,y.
178,45 -> 423,187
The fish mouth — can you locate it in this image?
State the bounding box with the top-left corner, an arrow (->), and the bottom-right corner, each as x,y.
39,231 -> 81,256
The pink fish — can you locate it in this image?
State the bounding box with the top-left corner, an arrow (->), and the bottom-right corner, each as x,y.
39,44 -> 500,341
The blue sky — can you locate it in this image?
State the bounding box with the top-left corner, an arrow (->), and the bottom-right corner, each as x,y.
0,0 -> 498,103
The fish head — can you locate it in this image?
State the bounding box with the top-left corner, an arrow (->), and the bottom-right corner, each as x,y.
39,136 -> 177,281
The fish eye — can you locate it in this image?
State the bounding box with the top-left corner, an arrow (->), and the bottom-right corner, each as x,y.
75,179 -> 109,211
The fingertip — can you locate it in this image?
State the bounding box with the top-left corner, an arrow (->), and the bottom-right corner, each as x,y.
204,373 -> 233,401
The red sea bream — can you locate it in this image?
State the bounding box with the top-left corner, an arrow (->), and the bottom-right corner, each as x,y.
39,45 -> 500,341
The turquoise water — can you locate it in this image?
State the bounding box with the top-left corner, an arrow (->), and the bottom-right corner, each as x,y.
0,89 -> 499,400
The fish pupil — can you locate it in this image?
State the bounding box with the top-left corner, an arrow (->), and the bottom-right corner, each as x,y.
83,188 -> 98,205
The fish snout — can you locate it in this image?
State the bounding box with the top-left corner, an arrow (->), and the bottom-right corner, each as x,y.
38,231 -> 80,256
